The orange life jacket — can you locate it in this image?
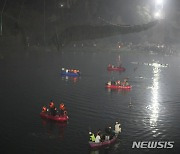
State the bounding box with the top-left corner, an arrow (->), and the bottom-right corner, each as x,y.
49,102 -> 54,108
60,103 -> 65,110
42,106 -> 47,112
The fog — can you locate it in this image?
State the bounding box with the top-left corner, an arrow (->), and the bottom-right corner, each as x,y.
0,0 -> 180,57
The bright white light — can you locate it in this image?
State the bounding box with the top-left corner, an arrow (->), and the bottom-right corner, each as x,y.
155,0 -> 163,5
154,11 -> 161,19
150,66 -> 160,127
155,0 -> 163,10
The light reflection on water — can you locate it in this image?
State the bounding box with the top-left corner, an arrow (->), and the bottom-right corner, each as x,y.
150,66 -> 160,127
61,76 -> 80,83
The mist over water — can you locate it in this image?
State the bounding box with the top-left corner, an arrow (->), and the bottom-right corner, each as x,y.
0,48 -> 180,154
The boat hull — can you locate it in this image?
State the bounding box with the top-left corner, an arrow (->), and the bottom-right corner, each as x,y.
89,136 -> 117,148
61,71 -> 80,77
40,112 -> 69,122
105,85 -> 132,89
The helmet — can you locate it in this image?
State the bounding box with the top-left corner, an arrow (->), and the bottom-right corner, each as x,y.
89,132 -> 92,135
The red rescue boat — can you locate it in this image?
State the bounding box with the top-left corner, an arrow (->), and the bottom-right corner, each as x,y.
89,135 -> 118,149
107,65 -> 125,71
40,112 -> 69,122
105,84 -> 132,89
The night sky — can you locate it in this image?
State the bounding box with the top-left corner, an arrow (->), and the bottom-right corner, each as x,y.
0,0 -> 180,54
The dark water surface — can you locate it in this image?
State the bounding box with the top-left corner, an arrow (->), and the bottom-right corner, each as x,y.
0,49 -> 180,154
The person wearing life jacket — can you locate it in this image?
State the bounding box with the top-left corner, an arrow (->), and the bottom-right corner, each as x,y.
124,78 -> 129,86
117,80 -> 121,85
107,81 -> 111,86
59,103 -> 67,116
125,81 -> 129,86
114,122 -> 121,134
89,132 -> 96,142
49,101 -> 54,108
42,106 -> 47,113
115,80 -> 121,85
49,101 -> 57,116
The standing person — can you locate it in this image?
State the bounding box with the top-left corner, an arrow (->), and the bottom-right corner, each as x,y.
105,126 -> 115,139
104,126 -> 111,140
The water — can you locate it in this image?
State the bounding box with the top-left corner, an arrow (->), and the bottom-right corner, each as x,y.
0,49 -> 180,154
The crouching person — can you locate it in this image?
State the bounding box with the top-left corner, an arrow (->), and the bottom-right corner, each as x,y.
89,132 -> 95,142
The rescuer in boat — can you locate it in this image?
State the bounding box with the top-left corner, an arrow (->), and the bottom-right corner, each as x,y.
104,126 -> 111,140
121,78 -> 129,86
89,132 -> 96,142
95,132 -> 101,143
107,81 -> 111,85
59,103 -> 67,116
76,69 -> 80,75
116,80 -> 121,85
49,101 -> 57,116
105,126 -> 115,139
114,122 -> 121,134
42,106 -> 47,113
124,78 -> 129,86
111,81 -> 116,85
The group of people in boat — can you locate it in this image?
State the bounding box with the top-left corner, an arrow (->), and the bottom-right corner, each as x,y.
106,78 -> 129,86
89,122 -> 121,143
41,100 -> 67,116
61,68 -> 80,74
